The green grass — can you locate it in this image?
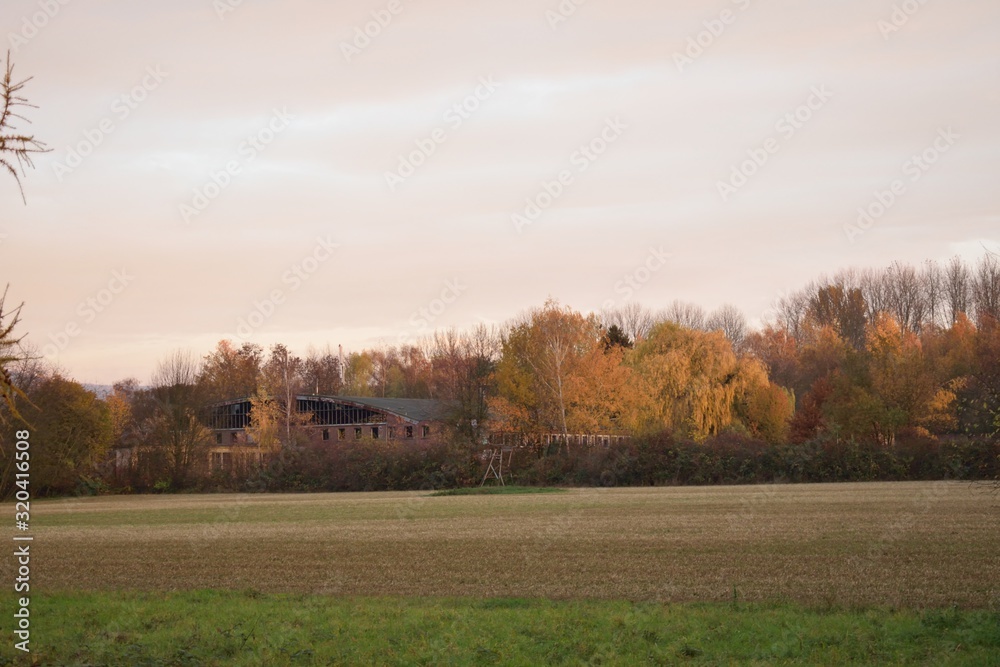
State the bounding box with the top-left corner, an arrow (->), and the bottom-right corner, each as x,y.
3,591 -> 998,666
429,485 -> 566,496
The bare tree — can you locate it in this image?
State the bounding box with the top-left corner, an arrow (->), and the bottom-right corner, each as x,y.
602,301 -> 655,344
806,284 -> 868,349
429,326 -> 496,438
6,341 -> 46,397
368,345 -> 399,398
151,350 -> 200,389
944,256 -> 972,325
660,300 -> 707,331
706,303 -> 748,350
1,52 -> 48,203
973,255 -> 1000,326
302,344 -> 342,396
830,267 -> 862,292
884,261 -> 925,333
859,268 -> 889,325
921,260 -> 945,329
770,289 -> 810,341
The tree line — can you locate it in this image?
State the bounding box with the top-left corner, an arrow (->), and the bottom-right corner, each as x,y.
1,254 -> 998,496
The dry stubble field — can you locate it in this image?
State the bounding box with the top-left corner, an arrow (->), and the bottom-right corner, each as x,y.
15,481 -> 1000,609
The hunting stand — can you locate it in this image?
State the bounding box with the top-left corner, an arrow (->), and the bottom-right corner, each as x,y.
480,446 -> 514,486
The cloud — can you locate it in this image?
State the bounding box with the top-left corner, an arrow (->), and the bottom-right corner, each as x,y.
1,0 -> 998,382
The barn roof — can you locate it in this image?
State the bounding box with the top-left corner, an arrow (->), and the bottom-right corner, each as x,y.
301,395 -> 450,423
208,395 -> 452,425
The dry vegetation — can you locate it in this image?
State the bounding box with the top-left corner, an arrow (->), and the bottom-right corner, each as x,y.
14,482 -> 1000,609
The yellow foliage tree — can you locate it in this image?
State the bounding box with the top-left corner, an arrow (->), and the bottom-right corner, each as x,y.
866,313 -> 939,441
491,301 -> 635,437
245,388 -> 283,456
629,322 -> 777,441
738,379 -> 796,443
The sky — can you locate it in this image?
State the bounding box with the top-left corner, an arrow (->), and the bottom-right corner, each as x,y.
1,0 -> 998,384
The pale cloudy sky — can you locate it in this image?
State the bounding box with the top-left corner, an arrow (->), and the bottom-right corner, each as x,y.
1,0 -> 998,384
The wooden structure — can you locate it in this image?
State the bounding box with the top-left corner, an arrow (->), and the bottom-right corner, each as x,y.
480,446 -> 514,486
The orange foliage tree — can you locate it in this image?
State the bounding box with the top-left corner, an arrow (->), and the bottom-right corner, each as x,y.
491,301 -> 635,436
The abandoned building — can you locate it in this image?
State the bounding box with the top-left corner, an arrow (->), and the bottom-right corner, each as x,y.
110,393 -> 630,478
205,395 -> 451,471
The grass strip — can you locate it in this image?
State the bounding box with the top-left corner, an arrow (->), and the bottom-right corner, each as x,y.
428,485 -> 566,496
3,591 -> 998,666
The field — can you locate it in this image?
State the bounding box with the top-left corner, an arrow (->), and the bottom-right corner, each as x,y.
3,482 -> 999,664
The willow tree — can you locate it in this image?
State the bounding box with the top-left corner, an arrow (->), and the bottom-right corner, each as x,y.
629,322 -> 777,440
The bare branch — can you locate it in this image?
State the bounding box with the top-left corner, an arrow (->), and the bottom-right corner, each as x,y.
0,284 -> 30,424
1,50 -> 49,204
